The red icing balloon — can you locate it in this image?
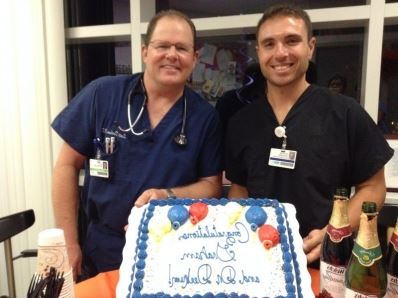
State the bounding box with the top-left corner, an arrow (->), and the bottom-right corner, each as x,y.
258,224 -> 280,249
189,202 -> 208,224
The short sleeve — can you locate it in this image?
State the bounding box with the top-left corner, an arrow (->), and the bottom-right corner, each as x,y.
347,102 -> 394,185
51,80 -> 99,156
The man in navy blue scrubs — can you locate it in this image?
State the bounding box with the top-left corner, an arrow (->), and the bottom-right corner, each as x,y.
51,10 -> 223,280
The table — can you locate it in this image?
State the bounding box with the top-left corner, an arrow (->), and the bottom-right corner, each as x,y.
74,268 -> 320,298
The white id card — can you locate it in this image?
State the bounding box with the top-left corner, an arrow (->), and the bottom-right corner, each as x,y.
268,148 -> 297,169
89,159 -> 109,178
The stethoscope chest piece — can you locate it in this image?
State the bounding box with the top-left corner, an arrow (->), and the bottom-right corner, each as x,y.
174,133 -> 187,146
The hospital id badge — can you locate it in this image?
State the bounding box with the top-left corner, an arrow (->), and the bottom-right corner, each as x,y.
268,148 -> 297,170
89,159 -> 109,178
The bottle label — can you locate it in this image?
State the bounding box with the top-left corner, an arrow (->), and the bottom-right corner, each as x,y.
345,288 -> 378,297
327,224 -> 352,242
319,261 -> 346,297
352,242 -> 382,266
391,233 -> 398,252
385,273 -> 398,298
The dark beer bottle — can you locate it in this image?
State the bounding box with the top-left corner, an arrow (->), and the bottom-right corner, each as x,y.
345,201 -> 387,297
384,217 -> 398,298
319,187 -> 354,298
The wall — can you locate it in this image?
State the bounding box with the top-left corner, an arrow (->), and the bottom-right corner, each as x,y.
0,0 -> 67,296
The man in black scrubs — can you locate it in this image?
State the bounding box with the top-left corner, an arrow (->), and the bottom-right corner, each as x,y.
225,4 -> 393,267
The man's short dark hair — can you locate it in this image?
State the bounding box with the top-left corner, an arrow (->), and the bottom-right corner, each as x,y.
256,4 -> 313,41
145,9 -> 197,49
328,73 -> 347,91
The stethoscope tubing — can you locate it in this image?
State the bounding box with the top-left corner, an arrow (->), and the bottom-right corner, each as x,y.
118,76 -> 188,146
124,87 -> 146,136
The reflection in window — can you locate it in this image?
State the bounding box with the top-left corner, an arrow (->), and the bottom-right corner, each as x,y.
66,42 -> 131,99
379,25 -> 398,135
189,28 -> 364,104
156,0 -> 366,18
115,42 -> 132,75
314,28 -> 364,102
190,35 -> 257,103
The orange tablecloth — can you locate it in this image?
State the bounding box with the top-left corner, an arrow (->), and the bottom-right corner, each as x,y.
75,268 -> 319,298
75,270 -> 119,298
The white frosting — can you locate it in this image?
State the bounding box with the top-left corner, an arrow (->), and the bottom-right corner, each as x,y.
117,201 -> 314,298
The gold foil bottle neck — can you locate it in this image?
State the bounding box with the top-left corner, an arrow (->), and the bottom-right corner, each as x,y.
356,212 -> 380,248
329,197 -> 350,228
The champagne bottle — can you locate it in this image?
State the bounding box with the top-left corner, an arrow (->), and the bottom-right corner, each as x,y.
345,201 -> 387,297
384,217 -> 398,298
319,187 -> 354,298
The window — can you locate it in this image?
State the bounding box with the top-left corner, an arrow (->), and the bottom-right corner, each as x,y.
66,41 -> 131,98
156,0 -> 366,18
379,25 -> 398,135
188,27 -> 364,104
65,0 -> 130,27
314,27 -> 364,101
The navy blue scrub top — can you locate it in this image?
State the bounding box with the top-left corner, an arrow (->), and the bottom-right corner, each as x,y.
52,73 -> 223,271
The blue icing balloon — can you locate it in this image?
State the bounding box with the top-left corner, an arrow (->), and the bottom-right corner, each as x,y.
245,206 -> 267,231
167,205 -> 189,230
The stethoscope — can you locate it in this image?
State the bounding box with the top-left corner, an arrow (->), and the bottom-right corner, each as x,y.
118,76 -> 188,146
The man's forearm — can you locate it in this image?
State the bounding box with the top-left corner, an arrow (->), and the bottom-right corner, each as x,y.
228,183 -> 249,199
51,164 -> 80,247
349,168 -> 386,231
170,174 -> 223,199
135,174 -> 223,207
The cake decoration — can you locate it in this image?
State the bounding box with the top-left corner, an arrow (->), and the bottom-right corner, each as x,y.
148,215 -> 172,242
117,198 -> 314,298
189,202 -> 208,225
167,205 -> 189,229
225,201 -> 244,225
258,224 -> 280,249
245,205 -> 267,231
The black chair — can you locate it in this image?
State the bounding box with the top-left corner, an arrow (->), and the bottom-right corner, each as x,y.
0,209 -> 36,298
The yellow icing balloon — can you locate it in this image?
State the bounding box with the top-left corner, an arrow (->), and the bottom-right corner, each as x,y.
225,201 -> 244,224
148,216 -> 172,242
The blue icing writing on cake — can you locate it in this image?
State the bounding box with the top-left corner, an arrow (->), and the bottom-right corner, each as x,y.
117,198 -> 314,298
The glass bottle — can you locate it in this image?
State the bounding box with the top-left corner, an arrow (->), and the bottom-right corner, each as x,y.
384,217 -> 398,298
319,187 -> 354,298
345,201 -> 387,297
